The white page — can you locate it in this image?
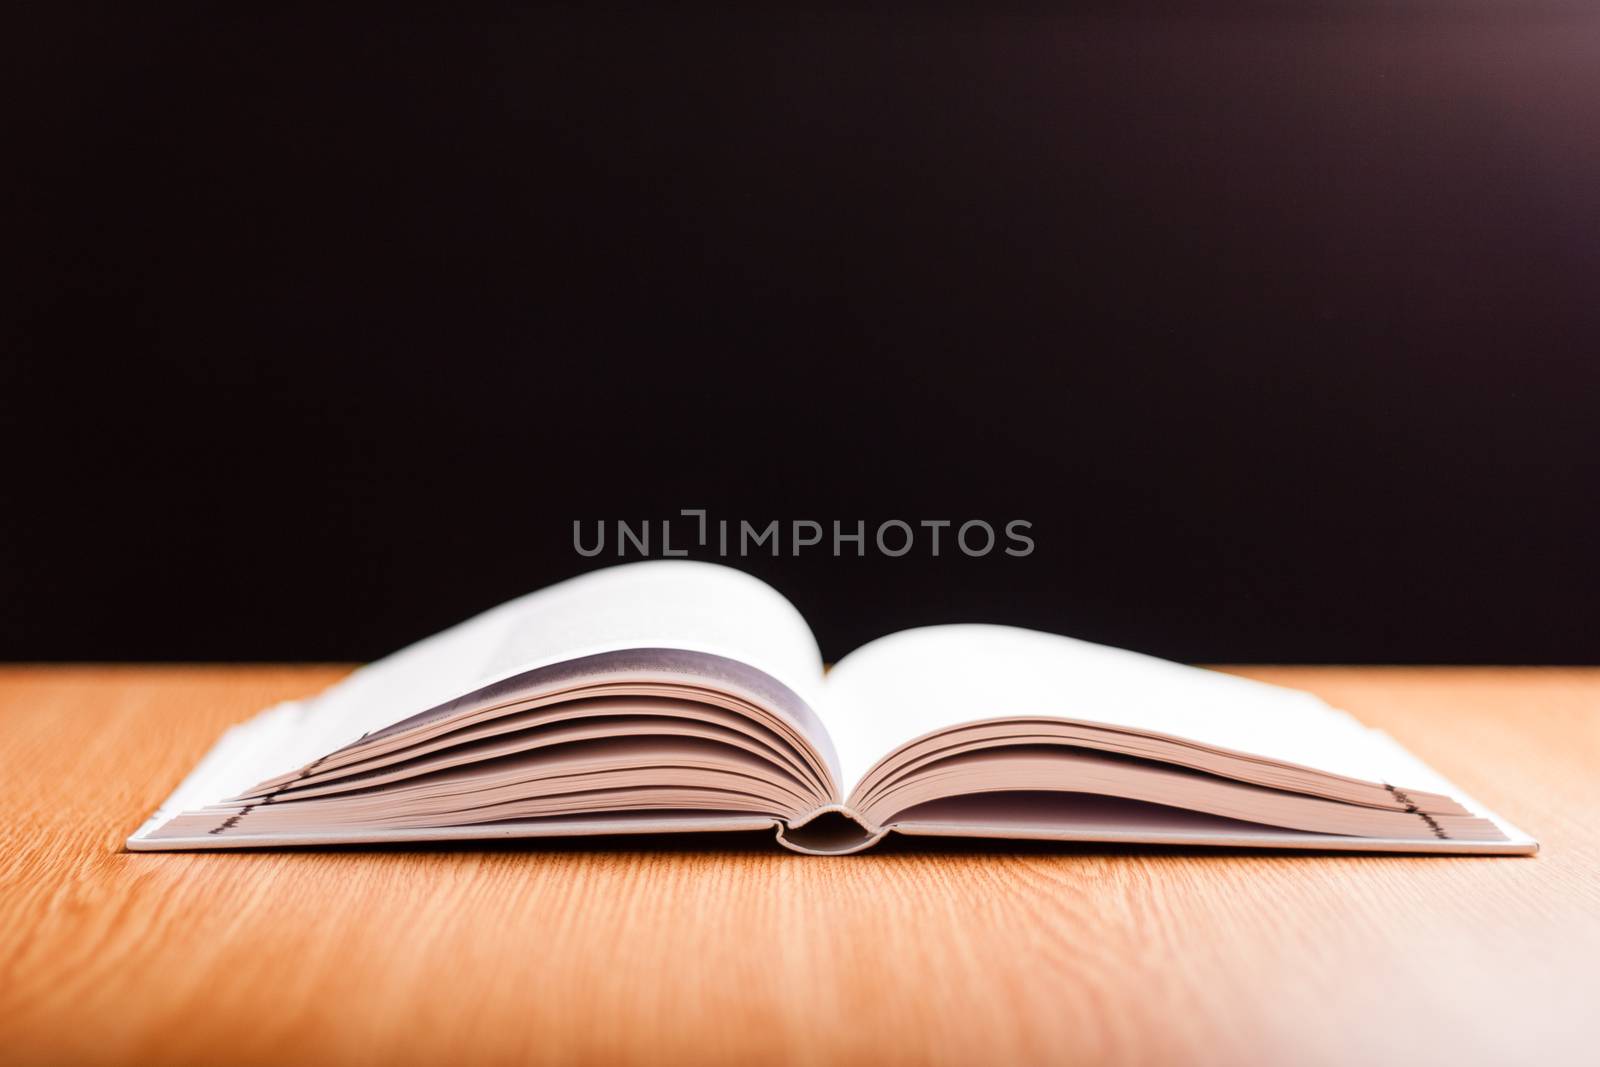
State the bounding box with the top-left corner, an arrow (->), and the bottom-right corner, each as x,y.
231,561 -> 825,793
822,624 -> 1413,793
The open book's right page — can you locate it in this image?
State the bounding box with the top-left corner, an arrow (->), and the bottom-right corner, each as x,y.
821,625 -> 1535,850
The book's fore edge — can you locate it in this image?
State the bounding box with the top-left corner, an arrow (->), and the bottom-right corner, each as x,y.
1360,729 -> 1537,851
127,704 -> 304,847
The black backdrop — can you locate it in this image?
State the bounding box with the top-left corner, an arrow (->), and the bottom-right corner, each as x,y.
5,2 -> 1598,663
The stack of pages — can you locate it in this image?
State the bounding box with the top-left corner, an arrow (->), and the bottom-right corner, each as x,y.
130,562 -> 1535,855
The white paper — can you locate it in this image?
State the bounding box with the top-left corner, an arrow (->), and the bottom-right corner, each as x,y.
822,624 -> 1417,793
197,561 -> 826,801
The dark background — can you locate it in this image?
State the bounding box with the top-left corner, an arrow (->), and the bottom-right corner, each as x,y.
5,2 -> 1598,664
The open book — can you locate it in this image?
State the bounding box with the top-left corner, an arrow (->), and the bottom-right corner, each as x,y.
129,562 -> 1536,855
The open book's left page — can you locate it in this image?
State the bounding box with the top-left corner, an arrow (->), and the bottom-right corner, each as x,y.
130,562 -> 834,845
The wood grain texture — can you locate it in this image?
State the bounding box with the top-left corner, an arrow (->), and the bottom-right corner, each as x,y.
1,665 -> 1597,1067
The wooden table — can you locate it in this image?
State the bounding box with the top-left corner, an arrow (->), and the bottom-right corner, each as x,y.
2,666 -> 1596,1066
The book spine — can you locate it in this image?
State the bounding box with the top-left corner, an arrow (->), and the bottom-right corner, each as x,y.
774,805 -> 886,855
